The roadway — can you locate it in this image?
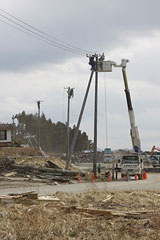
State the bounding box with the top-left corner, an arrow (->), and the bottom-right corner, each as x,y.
0,173 -> 159,196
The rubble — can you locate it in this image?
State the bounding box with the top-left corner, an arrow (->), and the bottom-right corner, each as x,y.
0,147 -> 80,184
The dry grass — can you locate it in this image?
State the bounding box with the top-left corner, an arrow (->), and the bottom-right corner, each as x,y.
0,190 -> 159,239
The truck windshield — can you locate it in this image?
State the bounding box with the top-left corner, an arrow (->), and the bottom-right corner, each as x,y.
122,156 -> 139,164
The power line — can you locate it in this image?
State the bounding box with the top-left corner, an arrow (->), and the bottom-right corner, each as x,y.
0,13 -> 85,56
0,8 -> 93,56
0,18 -> 84,56
0,8 -> 93,55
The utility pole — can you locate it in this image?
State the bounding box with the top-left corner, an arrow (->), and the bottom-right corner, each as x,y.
12,115 -> 16,135
93,55 -> 98,177
36,100 -> 42,150
65,87 -> 74,166
65,70 -> 94,169
12,115 -> 16,146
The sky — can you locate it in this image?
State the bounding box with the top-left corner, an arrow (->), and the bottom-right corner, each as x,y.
0,0 -> 160,151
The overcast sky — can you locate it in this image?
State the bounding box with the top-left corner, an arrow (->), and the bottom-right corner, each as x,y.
0,0 -> 160,151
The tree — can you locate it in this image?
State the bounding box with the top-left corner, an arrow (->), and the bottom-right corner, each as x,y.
15,111 -> 91,153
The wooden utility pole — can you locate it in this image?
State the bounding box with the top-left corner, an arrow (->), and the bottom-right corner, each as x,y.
93,55 -> 98,177
36,100 -> 42,150
65,87 -> 74,167
65,71 -> 94,169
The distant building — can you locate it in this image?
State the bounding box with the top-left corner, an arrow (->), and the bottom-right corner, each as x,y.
0,124 -> 12,146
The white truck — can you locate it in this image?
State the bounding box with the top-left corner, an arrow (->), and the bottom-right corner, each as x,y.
121,154 -> 143,179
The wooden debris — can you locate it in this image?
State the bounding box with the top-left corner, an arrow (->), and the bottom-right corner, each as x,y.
62,205 -> 154,219
38,196 -> 60,201
0,191 -> 38,204
45,160 -> 61,169
62,206 -> 112,216
102,195 -> 113,202
3,172 -> 17,177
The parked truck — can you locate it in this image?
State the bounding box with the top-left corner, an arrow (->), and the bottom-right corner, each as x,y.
120,154 -> 143,179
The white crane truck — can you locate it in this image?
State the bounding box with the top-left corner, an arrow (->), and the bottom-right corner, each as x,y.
114,60 -> 143,178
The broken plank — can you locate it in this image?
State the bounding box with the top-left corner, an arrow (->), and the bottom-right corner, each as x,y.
62,206 -> 154,219
62,206 -> 112,216
38,196 -> 60,201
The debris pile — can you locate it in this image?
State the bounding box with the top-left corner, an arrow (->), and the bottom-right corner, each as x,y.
0,147 -> 79,184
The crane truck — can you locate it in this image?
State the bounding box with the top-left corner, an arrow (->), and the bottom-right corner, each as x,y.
114,60 -> 143,178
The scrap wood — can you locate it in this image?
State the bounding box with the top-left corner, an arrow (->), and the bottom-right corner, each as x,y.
0,191 -> 38,204
82,217 -> 97,220
11,164 -> 84,177
102,195 -> 113,202
62,206 -> 155,219
9,191 -> 38,199
35,174 -> 70,183
38,196 -> 60,201
4,172 -> 17,177
62,206 -> 112,216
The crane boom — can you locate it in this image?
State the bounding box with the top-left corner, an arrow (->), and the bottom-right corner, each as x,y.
121,59 -> 141,153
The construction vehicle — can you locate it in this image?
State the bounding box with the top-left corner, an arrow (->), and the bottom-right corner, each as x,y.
113,60 -> 143,178
150,145 -> 160,167
120,153 -> 143,179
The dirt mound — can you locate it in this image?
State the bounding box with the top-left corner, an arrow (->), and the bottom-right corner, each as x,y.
0,147 -> 42,157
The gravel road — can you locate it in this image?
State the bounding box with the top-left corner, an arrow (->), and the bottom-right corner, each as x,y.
0,173 -> 159,196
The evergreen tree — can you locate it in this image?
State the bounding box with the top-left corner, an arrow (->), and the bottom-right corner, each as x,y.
15,111 -> 91,153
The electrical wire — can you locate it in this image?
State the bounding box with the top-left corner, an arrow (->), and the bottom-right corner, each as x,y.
0,18 -> 84,55
0,8 -> 93,56
0,13 -> 85,56
0,8 -> 93,55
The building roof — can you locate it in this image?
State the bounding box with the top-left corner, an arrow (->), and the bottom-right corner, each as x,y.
0,124 -> 12,130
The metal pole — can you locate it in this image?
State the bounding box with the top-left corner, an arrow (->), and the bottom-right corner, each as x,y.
93,56 -> 98,177
66,70 -> 94,169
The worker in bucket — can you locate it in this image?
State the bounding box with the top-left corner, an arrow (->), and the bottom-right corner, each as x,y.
97,163 -> 101,174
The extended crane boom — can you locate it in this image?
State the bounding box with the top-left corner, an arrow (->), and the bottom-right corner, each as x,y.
114,59 -> 141,153
121,59 -> 141,153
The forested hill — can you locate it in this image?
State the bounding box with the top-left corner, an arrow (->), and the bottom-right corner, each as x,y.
15,111 -> 91,153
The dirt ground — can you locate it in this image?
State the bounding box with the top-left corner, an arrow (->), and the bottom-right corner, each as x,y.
0,190 -> 159,240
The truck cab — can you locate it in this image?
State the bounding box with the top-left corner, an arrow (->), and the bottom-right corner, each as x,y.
103,148 -> 113,163
121,154 -> 143,179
